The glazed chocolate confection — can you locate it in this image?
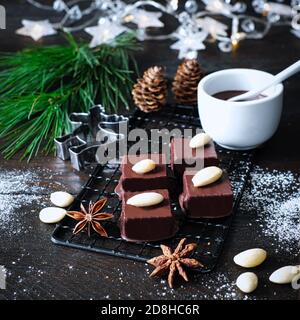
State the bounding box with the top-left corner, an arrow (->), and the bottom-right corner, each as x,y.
115,154 -> 172,197
170,137 -> 219,177
120,189 -> 178,242
179,171 -> 233,219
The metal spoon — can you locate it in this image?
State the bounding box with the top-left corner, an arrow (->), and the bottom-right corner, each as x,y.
228,60 -> 300,102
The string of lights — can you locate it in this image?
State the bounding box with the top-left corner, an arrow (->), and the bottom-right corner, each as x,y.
15,0 -> 300,57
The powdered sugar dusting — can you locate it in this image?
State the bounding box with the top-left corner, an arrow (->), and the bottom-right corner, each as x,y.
0,194 -> 46,236
0,168 -> 62,236
265,196 -> 300,249
0,168 -> 63,194
198,273 -> 250,300
146,264 -> 249,300
240,166 -> 300,255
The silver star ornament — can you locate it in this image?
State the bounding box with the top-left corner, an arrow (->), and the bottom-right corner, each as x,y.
16,20 -> 57,41
197,17 -> 228,38
127,9 -> 164,29
171,31 -> 208,59
85,19 -> 127,48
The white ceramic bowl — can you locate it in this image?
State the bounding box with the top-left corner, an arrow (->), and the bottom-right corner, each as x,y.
197,68 -> 283,150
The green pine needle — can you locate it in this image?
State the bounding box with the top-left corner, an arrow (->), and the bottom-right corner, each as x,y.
0,32 -> 139,160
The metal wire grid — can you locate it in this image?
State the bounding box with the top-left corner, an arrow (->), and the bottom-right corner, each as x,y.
52,105 -> 254,273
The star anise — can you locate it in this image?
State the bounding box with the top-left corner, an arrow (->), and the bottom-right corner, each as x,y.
147,238 -> 203,288
66,198 -> 113,237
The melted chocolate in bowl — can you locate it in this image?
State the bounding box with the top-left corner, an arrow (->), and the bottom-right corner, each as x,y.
213,90 -> 266,101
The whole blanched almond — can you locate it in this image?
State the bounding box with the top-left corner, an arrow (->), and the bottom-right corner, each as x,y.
50,191 -> 74,208
236,272 -> 258,293
126,192 -> 164,207
189,133 -> 211,149
192,166 -> 223,187
233,248 -> 267,268
39,207 -> 66,224
132,159 -> 156,174
269,266 -> 300,284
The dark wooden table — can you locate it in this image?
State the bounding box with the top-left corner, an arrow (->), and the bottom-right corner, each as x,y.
0,0 -> 299,300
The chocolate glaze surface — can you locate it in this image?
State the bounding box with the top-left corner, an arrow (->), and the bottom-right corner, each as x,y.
179,171 -> 233,219
115,154 -> 172,197
120,189 -> 178,242
213,90 -> 266,101
170,137 -> 219,178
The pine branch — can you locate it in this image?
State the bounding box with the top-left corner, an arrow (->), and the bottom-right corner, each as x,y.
0,32 -> 139,160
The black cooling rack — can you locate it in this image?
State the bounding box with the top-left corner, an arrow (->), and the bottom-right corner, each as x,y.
52,105 -> 254,273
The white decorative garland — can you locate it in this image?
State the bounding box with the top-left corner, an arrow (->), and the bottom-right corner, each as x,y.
15,0 -> 300,57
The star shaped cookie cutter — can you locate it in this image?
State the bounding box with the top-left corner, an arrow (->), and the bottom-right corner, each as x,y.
54,105 -> 129,171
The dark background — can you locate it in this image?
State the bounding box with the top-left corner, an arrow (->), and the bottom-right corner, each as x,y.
0,0 -> 299,300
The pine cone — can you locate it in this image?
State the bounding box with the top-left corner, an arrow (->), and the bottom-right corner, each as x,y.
172,59 -> 203,106
132,66 -> 167,113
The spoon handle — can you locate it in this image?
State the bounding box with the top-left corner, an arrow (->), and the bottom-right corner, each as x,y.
229,60 -> 300,102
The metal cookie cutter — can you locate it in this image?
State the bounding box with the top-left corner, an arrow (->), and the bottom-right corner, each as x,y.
54,105 -> 129,171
